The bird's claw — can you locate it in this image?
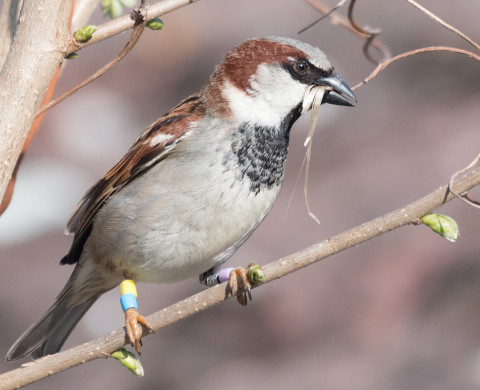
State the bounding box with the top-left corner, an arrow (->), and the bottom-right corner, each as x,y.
125,308 -> 154,353
228,265 -> 254,306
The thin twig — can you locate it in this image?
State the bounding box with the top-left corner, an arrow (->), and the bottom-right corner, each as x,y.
304,0 -> 391,62
406,0 -> 480,51
35,0 -> 200,118
347,0 -> 387,63
352,46 -> 480,91
1,162 -> 479,389
298,0 -> 347,34
449,154 -> 480,209
35,3 -> 147,118
67,0 -> 200,54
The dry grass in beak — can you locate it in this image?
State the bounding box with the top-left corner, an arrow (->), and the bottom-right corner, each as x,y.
302,86 -> 326,145
287,87 -> 327,224
303,87 -> 325,224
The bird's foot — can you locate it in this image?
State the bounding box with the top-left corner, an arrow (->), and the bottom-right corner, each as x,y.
219,263 -> 264,306
124,308 -> 154,353
201,263 -> 265,305
228,266 -> 252,306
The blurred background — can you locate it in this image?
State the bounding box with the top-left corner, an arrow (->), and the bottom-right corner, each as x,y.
1,0 -> 480,388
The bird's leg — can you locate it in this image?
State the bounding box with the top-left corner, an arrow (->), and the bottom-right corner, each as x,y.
120,279 -> 154,353
200,263 -> 264,306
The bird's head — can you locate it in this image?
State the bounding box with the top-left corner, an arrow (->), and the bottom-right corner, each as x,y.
202,36 -> 356,128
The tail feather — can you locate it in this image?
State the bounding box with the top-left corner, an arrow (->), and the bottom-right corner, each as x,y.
31,299 -> 96,360
6,283 -> 97,361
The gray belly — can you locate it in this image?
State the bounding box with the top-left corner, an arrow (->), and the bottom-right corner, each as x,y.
85,149 -> 281,283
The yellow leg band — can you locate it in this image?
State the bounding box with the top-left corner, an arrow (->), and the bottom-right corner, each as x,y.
120,279 -> 137,297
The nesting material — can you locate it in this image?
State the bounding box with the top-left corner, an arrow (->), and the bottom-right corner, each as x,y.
301,86 -> 326,224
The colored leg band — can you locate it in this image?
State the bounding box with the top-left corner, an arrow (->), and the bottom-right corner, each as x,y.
217,268 -> 235,284
120,293 -> 138,312
120,279 -> 138,297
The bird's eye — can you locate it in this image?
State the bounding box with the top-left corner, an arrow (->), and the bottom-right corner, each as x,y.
293,61 -> 309,74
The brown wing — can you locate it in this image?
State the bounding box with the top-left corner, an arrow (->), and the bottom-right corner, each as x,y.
61,94 -> 205,265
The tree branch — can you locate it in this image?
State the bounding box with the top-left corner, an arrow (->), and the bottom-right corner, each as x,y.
352,46 -> 480,91
1,160 -> 479,389
35,0 -> 148,118
304,0 -> 391,62
67,0 -> 200,55
405,0 -> 480,51
0,0 -> 73,207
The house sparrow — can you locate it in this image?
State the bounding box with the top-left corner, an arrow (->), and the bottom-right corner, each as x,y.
6,36 -> 355,361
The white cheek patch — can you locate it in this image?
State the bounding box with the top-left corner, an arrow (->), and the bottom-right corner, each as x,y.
223,64 -> 309,128
222,81 -> 283,127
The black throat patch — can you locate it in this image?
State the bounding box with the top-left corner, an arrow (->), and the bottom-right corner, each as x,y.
227,104 -> 302,194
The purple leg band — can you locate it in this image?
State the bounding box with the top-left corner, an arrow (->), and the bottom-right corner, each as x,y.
217,268 -> 235,283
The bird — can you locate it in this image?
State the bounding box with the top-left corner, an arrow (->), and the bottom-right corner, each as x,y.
6,36 -> 355,361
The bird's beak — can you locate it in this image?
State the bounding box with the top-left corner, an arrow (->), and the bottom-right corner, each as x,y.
317,71 -> 356,107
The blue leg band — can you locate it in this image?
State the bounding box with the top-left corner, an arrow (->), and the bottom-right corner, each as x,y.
120,293 -> 138,312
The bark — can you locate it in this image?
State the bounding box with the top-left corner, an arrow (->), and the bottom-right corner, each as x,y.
0,0 -> 73,202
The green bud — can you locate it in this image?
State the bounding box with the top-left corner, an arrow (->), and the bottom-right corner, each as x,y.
73,25 -> 97,43
421,213 -> 459,242
246,264 -> 265,284
111,348 -> 144,376
146,18 -> 164,30
65,52 -> 78,59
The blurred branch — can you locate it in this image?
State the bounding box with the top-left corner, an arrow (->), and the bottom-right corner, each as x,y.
346,0 -> 388,63
351,46 -> 480,91
306,0 -> 480,66
298,0 -> 347,34
67,0 -> 200,55
38,0 -> 201,117
304,0 -> 391,62
2,161 -> 480,389
35,0 -> 147,118
309,0 -> 480,92
406,0 -> 480,51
